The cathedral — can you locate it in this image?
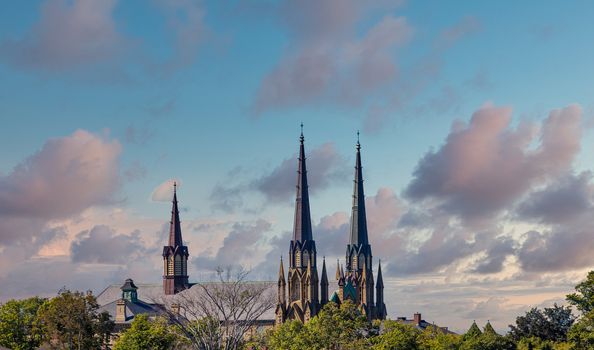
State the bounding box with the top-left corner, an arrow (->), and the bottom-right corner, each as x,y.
275,130 -> 386,325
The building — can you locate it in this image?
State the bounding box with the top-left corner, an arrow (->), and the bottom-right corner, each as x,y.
275,130 -> 386,325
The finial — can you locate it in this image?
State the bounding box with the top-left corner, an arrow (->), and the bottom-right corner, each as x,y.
300,123 -> 304,143
356,130 -> 361,150
173,181 -> 177,194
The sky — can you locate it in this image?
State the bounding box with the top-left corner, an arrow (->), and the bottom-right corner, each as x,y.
1,0 -> 594,333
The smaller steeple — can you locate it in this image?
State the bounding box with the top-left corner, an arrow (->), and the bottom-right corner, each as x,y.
376,260 -> 384,288
278,256 -> 286,305
320,257 -> 328,305
335,259 -> 341,280
278,256 -> 286,285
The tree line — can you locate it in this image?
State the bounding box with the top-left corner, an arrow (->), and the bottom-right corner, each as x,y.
3,271 -> 594,349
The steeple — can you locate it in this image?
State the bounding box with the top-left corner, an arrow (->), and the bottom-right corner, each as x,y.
376,260 -> 384,288
278,256 -> 286,285
350,133 -> 369,245
162,182 -> 189,295
169,182 -> 183,247
293,125 -> 313,242
320,257 -> 328,304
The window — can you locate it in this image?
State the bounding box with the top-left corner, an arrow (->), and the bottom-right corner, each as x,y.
175,255 -> 182,275
168,256 -> 174,275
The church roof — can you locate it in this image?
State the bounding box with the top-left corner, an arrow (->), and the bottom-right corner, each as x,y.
98,298 -> 161,324
96,281 -> 278,322
292,128 -> 313,242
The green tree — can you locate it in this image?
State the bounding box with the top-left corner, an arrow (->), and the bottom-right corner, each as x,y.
306,301 -> 371,350
0,297 -> 46,350
266,320 -> 311,350
36,289 -> 114,350
418,325 -> 461,350
567,310 -> 594,349
372,320 -> 420,350
567,271 -> 594,315
509,305 -> 575,342
461,321 -> 481,342
460,322 -> 514,350
113,314 -> 181,350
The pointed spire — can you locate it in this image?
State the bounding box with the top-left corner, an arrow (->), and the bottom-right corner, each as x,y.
169,182 -> 183,247
278,256 -> 286,285
321,257 -> 328,285
335,259 -> 341,280
376,260 -> 384,288
349,134 -> 369,246
293,126 -> 313,242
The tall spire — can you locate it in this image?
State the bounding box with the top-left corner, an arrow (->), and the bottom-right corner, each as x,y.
169,182 -> 183,246
349,134 -> 369,245
293,126 -> 313,242
320,258 -> 328,285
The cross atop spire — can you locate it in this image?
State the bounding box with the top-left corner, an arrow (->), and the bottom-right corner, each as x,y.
169,182 -> 183,247
349,136 -> 369,245
292,127 -> 313,242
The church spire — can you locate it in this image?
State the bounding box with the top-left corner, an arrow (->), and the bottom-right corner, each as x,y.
350,133 -> 369,245
376,260 -> 384,288
293,125 -> 313,242
169,182 -> 183,247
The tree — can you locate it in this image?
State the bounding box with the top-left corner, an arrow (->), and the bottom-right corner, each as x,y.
567,271 -> 594,315
306,301 -> 371,350
461,321 -> 481,342
372,320 -> 420,350
266,320 -> 311,350
113,314 -> 182,350
460,322 -> 514,350
0,297 -> 46,350
418,325 -> 461,350
36,289 -> 114,350
567,310 -> 594,349
159,267 -> 275,350
509,305 -> 575,342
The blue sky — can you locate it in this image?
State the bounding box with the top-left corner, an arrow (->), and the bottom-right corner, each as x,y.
1,0 -> 594,332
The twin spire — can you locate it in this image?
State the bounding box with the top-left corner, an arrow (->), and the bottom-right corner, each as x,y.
292,124 -> 313,242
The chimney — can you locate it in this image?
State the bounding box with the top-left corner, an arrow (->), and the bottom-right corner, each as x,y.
413,313 -> 422,326
116,299 -> 127,323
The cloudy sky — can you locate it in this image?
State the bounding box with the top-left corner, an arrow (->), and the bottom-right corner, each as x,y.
1,0 -> 594,332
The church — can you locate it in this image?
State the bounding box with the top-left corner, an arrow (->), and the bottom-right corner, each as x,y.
274,130 -> 386,325
97,128 -> 389,329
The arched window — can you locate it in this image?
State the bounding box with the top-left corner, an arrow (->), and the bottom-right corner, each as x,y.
303,251 -> 309,267
168,256 -> 174,275
295,251 -> 301,267
175,255 -> 182,275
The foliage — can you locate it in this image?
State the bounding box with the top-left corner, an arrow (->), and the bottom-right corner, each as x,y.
113,314 -> 182,350
567,271 -> 594,315
567,309 -> 594,349
509,304 -> 575,342
418,325 -> 461,350
517,336 -> 571,350
372,320 -> 420,350
36,289 -> 114,350
0,297 -> 46,350
267,301 -> 372,350
459,322 -> 514,350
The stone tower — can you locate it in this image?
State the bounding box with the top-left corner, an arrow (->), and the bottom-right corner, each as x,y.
276,128 -> 328,325
162,183 -> 189,295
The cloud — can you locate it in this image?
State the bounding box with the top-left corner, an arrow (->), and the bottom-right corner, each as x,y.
0,0 -> 125,72
472,236 -> 516,274
150,0 -> 208,75
252,0 -> 411,114
193,219 -> 272,271
518,224 -> 594,273
210,142 -> 349,212
0,130 -> 121,244
253,142 -> 349,202
70,225 -> 150,264
151,179 -> 180,202
405,104 -> 582,223
516,172 -> 593,224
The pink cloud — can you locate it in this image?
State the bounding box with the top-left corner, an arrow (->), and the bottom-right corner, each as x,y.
405,104 -> 582,222
0,130 -> 121,243
0,0 -> 125,71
